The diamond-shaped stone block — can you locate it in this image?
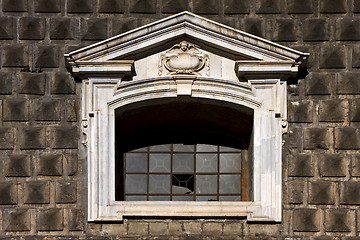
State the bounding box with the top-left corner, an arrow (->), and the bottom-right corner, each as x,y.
38,154 -> 63,176
24,181 -> 50,204
5,154 -> 31,177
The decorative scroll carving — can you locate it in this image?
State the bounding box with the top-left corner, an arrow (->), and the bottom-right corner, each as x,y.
159,41 -> 209,76
82,119 -> 88,147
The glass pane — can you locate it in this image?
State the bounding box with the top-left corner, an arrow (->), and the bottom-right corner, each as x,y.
125,195 -> 147,201
196,195 -> 217,201
173,154 -> 194,173
173,144 -> 195,152
149,154 -> 171,172
172,195 -> 193,201
172,185 -> 193,194
131,147 -> 148,152
149,175 -> 170,194
196,175 -> 217,194
125,174 -> 147,194
196,154 -> 218,173
220,153 -> 241,173
219,146 -> 241,152
149,196 -> 170,201
196,144 -> 217,152
125,153 -> 147,173
150,144 -> 171,151
219,175 -> 241,194
219,196 -> 241,201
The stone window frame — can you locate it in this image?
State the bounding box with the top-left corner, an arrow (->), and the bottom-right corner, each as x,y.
65,12 -> 309,222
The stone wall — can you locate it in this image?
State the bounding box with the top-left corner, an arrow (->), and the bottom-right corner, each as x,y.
0,0 -> 360,239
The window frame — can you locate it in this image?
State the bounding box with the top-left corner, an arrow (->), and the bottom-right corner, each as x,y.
65,11 -> 309,222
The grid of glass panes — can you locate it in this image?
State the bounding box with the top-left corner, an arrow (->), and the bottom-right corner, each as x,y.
123,144 -> 242,201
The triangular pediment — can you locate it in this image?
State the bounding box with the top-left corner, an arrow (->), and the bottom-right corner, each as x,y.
66,12 -> 308,64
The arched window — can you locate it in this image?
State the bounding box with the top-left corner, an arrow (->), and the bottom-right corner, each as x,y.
65,12 -> 308,222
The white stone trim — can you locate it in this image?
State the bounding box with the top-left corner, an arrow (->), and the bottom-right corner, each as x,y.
65,12 -> 309,223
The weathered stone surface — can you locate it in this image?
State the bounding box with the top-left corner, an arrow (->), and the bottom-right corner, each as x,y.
2,0 -> 28,12
0,17 -> 14,40
303,18 -> 330,42
0,127 -> 14,150
34,99 -> 61,121
320,0 -> 347,13
243,18 -> 264,37
273,19 -> 297,42
50,18 -> 76,40
38,154 -> 63,176
336,18 -> 360,41
81,18 -> 108,40
337,72 -> 360,94
288,100 -> 313,123
0,72 -> 12,95
355,0 -> 360,13
288,154 -> 314,177
224,0 -> 249,14
351,155 -> 360,177
5,154 -> 31,177
24,181 -> 50,204
352,46 -> 360,68
65,153 -> 78,176
34,46 -> 59,68
305,72 -> 335,95
56,181 -> 77,203
320,46 -> 346,69
162,0 -> 189,13
256,0 -> 280,13
202,222 -> 223,235
335,127 -> 360,150
67,0 -> 93,13
193,0 -> 219,14
3,209 -> 31,231
129,0 -> 156,13
20,127 -> 46,150
19,17 -> 45,40
3,99 -> 29,121
287,0 -> 313,13
325,209 -> 352,232
69,209 -> 85,231
99,0 -> 125,13
309,181 -> 335,205
0,183 -> 18,204
35,0 -> 61,12
293,208 -> 320,232
304,128 -> 332,150
349,99 -> 360,122
51,72 -> 76,94
319,99 -> 348,122
149,222 -> 169,235
2,45 -> 28,67
183,221 -> 202,234
320,154 -> 347,177
19,73 -> 46,95
51,126 -> 78,149
128,222 -> 149,235
168,221 -> 182,235
66,100 -> 78,122
340,181 -> 360,204
287,180 -> 304,204
38,209 -> 64,231
112,18 -> 138,35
